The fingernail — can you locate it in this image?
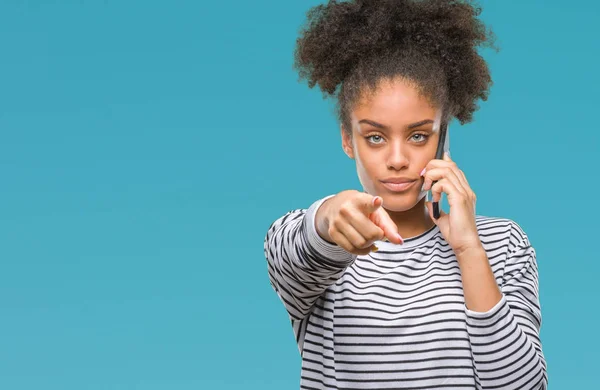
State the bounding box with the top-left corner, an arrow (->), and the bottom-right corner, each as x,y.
397,234 -> 404,244
420,168 -> 426,176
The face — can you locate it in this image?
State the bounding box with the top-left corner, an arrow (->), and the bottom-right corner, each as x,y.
341,77 -> 440,212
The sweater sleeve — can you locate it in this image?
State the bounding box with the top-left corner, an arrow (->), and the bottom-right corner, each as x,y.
264,195 -> 357,321
465,222 -> 548,390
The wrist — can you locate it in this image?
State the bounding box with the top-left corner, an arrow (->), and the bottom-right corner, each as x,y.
454,243 -> 486,262
455,244 -> 502,313
315,198 -> 335,244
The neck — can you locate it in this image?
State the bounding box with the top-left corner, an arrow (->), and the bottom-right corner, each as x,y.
385,197 -> 436,240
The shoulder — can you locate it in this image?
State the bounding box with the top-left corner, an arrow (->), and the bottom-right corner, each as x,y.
474,214 -> 533,254
475,214 -> 529,236
266,207 -> 306,233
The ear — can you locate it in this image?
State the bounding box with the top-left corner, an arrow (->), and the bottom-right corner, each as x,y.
340,124 -> 355,159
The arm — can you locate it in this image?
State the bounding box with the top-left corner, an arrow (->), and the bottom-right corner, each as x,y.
460,222 -> 548,390
264,196 -> 357,321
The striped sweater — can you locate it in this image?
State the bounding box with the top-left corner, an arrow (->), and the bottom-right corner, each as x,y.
264,195 -> 548,389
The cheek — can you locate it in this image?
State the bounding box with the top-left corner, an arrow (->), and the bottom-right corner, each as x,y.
353,148 -> 378,190
354,146 -> 378,174
355,153 -> 370,177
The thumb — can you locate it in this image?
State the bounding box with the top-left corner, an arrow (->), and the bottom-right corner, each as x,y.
370,206 -> 404,245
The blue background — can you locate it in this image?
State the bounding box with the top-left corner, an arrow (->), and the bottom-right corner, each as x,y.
0,0 -> 597,389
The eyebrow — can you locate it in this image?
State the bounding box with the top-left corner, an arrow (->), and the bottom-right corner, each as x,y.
358,119 -> 434,130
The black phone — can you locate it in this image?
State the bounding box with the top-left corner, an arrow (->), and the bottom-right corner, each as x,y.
432,119 -> 448,219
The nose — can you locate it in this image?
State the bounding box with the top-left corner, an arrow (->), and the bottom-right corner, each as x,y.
386,140 -> 409,170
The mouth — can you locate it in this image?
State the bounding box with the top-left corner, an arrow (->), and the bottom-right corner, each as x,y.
379,179 -> 417,193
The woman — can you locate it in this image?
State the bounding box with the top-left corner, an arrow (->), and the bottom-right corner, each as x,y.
264,1 -> 547,389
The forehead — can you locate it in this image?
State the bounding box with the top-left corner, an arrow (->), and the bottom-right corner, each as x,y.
352,78 -> 438,123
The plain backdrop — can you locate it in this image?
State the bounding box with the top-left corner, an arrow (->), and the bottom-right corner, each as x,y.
1,0 -> 598,389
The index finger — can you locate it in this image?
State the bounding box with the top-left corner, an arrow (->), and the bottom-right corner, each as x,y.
370,207 -> 404,245
422,152 -> 455,173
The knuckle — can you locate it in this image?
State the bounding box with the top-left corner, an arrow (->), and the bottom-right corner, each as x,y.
374,227 -> 385,240
331,217 -> 340,229
346,244 -> 358,254
329,220 -> 342,234
328,226 -> 338,239
338,203 -> 352,217
353,237 -> 367,249
368,228 -> 384,241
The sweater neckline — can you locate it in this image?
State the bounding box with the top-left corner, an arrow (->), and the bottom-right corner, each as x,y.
375,223 -> 441,250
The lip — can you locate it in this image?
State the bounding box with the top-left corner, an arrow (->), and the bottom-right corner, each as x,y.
381,177 -> 416,184
380,179 -> 417,192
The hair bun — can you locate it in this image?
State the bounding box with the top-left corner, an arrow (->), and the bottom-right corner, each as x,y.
294,0 -> 496,124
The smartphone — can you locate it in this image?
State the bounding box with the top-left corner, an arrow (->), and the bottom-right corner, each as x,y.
432,115 -> 449,219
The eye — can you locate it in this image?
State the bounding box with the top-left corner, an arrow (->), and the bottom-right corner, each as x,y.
366,135 -> 384,144
411,133 -> 429,143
